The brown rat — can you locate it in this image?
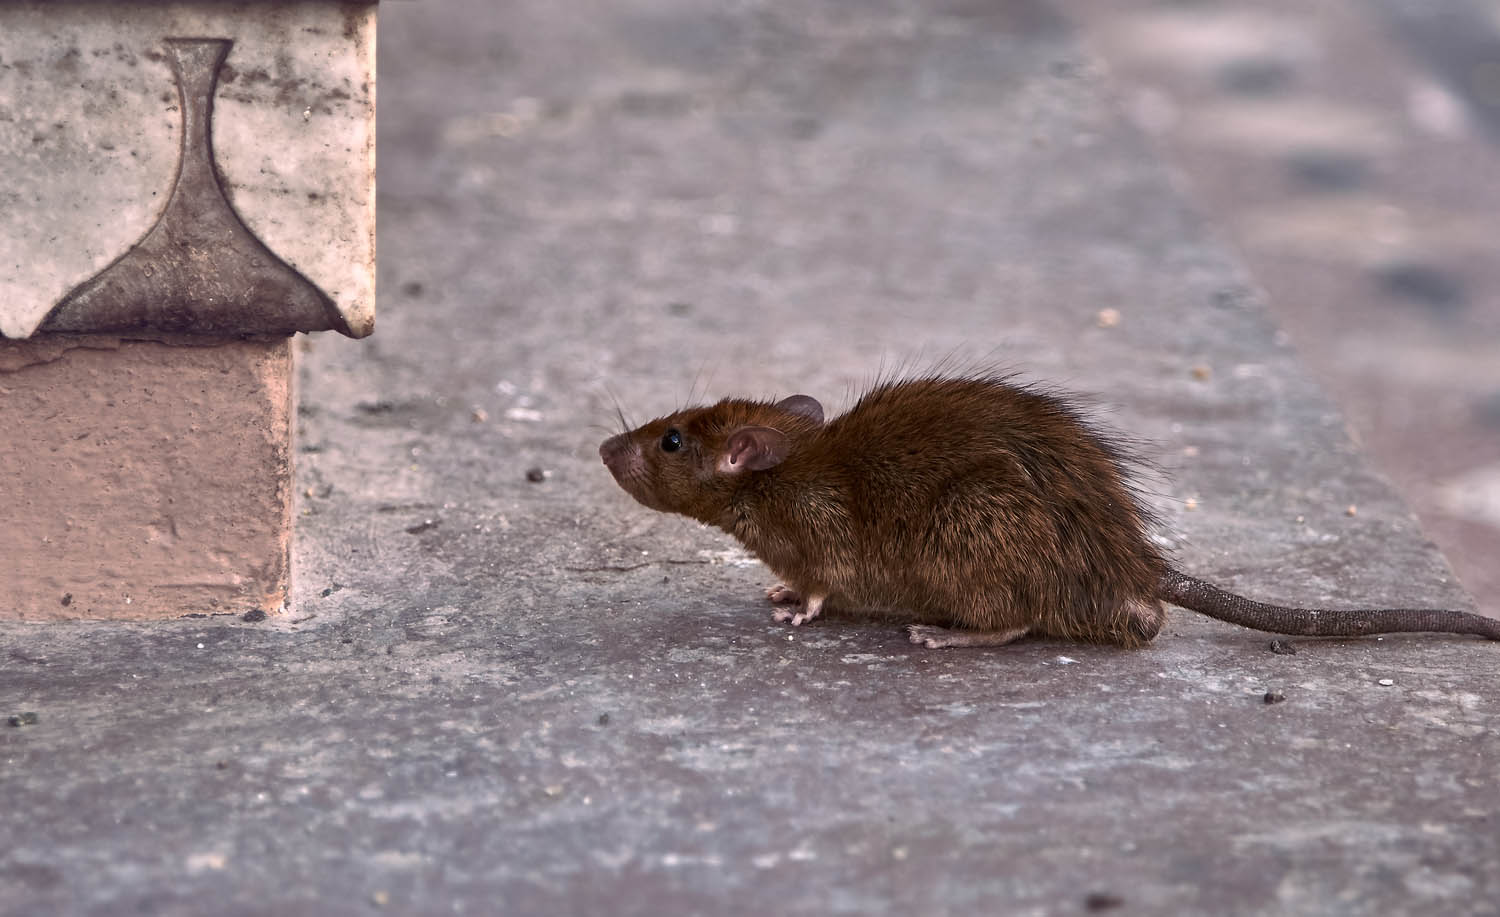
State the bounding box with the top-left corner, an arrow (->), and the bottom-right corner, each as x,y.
598,373 -> 1499,647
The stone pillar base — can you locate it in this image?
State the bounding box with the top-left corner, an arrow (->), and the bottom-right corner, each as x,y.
0,335 -> 293,621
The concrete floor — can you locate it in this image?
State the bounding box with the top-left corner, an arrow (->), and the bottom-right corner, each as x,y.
4,1 -> 1498,914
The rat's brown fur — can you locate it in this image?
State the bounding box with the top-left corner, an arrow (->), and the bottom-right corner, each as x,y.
600,373 -> 1499,647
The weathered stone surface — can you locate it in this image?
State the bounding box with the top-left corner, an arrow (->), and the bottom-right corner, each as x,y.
0,335 -> 293,620
0,2 -> 375,338
1,1 -> 1494,914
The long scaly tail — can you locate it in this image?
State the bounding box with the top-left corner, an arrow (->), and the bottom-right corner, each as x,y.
1158,570 -> 1500,639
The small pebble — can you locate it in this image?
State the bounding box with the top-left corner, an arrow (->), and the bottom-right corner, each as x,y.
371,890 -> 390,908
1346,504 -> 1358,517
1096,308 -> 1121,328
1184,497 -> 1198,511
471,407 -> 489,423
597,713 -> 611,726
1263,691 -> 1286,705
1268,639 -> 1297,655
1378,678 -> 1395,687
241,609 -> 267,623
1191,365 -> 1212,381
525,467 -> 547,483
1086,891 -> 1125,911
7,712 -> 40,727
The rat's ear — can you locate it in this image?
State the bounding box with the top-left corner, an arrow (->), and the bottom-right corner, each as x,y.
775,394 -> 824,425
721,426 -> 790,473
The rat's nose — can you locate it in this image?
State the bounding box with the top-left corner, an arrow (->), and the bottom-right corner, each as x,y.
599,433 -> 630,470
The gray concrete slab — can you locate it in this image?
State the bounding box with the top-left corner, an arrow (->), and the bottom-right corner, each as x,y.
3,1 -> 1496,914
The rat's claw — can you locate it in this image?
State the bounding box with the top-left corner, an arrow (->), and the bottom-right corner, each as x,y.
765,583 -> 802,605
771,608 -> 796,623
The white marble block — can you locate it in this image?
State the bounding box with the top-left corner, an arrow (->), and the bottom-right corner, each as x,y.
0,1 -> 377,339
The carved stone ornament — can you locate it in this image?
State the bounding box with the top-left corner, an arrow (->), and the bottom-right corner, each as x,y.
41,39 -> 351,336
0,3 -> 376,339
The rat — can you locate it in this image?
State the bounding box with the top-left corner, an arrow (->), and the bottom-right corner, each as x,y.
598,373 -> 1499,647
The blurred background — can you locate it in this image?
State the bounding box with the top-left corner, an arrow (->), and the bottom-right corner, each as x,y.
380,0 -> 1500,614
1055,0 -> 1500,613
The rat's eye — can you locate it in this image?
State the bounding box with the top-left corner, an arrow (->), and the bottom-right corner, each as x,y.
660,428 -> 683,453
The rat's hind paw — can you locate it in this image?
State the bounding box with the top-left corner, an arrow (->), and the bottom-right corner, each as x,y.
907,624 -> 1028,649
907,625 -> 952,648
765,583 -> 802,605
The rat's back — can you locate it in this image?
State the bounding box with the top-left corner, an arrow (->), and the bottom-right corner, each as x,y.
805,374 -> 1168,643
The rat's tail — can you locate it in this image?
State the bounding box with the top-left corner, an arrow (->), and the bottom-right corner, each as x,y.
1158,569 -> 1500,639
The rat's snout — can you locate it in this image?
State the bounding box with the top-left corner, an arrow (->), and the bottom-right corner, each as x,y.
601,433 -> 662,510
599,433 -> 638,480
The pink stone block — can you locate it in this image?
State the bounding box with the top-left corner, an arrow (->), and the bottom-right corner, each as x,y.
0,335 -> 293,621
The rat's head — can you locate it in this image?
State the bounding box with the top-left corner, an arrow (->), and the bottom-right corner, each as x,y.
599,394 -> 824,523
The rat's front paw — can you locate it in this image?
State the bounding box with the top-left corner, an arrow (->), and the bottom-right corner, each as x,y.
765,583 -> 802,605
771,593 -> 825,627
